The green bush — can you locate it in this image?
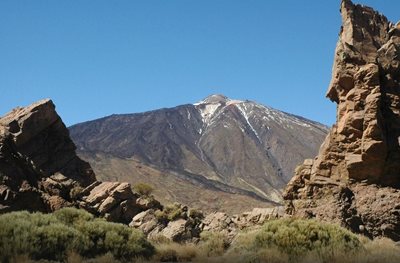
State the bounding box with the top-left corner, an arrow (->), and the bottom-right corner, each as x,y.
78,219 -> 154,260
0,208 -> 155,262
229,218 -> 362,261
155,203 -> 185,224
133,183 -> 154,196
188,208 -> 204,220
0,211 -> 82,262
54,206 -> 94,225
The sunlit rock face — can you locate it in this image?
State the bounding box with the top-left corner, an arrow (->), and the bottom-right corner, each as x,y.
284,0 -> 400,241
0,100 -> 145,224
0,99 -> 96,212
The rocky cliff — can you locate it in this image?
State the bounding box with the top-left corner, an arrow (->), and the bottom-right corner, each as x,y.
70,95 -> 327,213
0,99 -> 96,212
284,0 -> 400,241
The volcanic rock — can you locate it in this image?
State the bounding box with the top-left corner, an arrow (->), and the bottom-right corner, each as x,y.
79,181 -> 142,224
69,94 -> 328,213
0,99 -> 148,224
0,99 -> 95,212
284,0 -> 400,241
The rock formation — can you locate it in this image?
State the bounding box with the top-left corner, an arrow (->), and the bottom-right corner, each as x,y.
284,0 -> 400,241
0,99 -> 95,212
130,204 -> 284,243
0,99 -> 151,224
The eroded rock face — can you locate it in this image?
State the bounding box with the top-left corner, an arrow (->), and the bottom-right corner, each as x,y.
284,0 -> 400,241
0,99 -> 146,224
0,99 -> 96,212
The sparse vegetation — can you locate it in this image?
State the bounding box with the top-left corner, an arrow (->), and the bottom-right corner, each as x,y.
2,211 -> 400,263
226,218 -> 362,262
188,208 -> 204,221
0,208 -> 154,262
152,242 -> 197,262
199,231 -> 229,257
155,203 -> 186,223
133,183 -> 154,196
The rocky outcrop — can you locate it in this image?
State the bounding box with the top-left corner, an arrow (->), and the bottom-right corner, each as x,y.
0,99 -> 151,224
284,0 -> 400,241
0,99 -> 96,212
78,181 -> 138,224
130,205 -> 285,243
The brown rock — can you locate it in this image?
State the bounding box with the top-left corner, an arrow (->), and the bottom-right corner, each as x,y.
0,99 -> 95,213
284,0 -> 400,241
129,209 -> 159,234
79,181 -> 140,224
233,207 -> 285,229
160,219 -> 189,242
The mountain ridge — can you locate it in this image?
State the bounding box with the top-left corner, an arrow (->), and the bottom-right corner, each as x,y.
70,94 -> 328,213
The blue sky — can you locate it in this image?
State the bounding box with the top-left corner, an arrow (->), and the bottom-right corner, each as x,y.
1,1 -> 399,126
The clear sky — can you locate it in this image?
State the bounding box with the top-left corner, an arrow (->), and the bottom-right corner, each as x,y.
1,1 -> 399,126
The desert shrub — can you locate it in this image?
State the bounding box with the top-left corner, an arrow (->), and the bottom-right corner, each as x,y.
188,208 -> 204,220
153,243 -> 197,262
54,206 -> 94,225
155,209 -> 169,223
327,237 -> 400,263
228,218 -> 362,262
165,203 -> 186,221
0,211 -> 83,262
149,234 -> 173,245
76,218 -> 155,260
0,208 -> 155,262
133,183 -> 154,196
155,203 -> 185,223
199,231 -> 229,257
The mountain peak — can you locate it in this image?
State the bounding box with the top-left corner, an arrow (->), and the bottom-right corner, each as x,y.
194,94 -> 245,106
194,94 -> 229,105
204,94 -> 229,103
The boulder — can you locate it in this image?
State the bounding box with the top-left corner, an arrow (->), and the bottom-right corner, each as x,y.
79,181 -> 140,224
129,209 -> 159,234
0,99 -> 95,213
160,219 -> 190,242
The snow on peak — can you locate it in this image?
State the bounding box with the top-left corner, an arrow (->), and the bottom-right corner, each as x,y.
198,103 -> 221,125
194,94 -> 241,128
194,94 -> 244,106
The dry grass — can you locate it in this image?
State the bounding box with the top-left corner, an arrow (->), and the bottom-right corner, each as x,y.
152,243 -> 198,262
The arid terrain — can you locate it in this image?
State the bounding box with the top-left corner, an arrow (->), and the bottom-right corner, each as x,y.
0,0 -> 400,262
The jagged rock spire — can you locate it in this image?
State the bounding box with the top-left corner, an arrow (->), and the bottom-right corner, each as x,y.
284,0 -> 400,241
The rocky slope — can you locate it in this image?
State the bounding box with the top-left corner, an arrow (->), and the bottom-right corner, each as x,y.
0,99 -> 289,241
69,95 -> 328,213
284,0 -> 400,241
